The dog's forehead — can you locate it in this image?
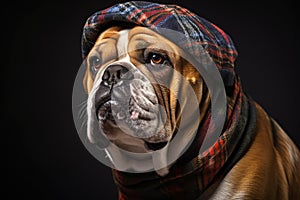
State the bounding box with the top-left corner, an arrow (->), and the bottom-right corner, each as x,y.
95,26 -> 123,43
93,26 -> 177,50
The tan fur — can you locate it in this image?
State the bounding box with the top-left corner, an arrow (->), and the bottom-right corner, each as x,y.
209,104 -> 300,199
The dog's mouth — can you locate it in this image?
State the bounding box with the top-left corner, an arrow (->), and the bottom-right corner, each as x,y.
93,78 -> 168,150
96,99 -> 114,122
96,98 -> 156,122
96,98 -> 169,151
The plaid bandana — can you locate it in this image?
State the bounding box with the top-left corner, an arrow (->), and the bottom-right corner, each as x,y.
81,1 -> 257,199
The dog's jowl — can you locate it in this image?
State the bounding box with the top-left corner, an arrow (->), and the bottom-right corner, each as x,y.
75,1 -> 300,199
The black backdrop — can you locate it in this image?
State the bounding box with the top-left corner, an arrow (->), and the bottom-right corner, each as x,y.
3,0 -> 299,199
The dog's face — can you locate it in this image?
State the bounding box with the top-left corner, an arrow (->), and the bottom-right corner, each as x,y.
84,26 -> 209,154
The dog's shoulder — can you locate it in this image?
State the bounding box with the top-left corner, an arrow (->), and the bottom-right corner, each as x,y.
269,111 -> 300,200
256,103 -> 300,199
207,103 -> 300,200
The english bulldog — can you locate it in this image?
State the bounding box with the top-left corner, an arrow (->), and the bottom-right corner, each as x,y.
84,25 -> 208,175
82,25 -> 300,199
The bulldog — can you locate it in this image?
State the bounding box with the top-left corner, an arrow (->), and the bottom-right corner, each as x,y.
79,1 -> 300,199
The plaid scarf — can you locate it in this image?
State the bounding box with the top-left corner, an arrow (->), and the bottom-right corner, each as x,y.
81,1 -> 257,199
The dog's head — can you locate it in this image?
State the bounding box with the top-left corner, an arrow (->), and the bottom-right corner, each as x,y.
84,26 -> 210,155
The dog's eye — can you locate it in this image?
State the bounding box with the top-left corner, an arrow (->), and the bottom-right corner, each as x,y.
89,55 -> 102,72
147,53 -> 166,65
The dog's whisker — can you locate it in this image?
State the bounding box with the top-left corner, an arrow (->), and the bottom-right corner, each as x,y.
78,100 -> 87,120
79,119 -> 87,131
84,133 -> 89,143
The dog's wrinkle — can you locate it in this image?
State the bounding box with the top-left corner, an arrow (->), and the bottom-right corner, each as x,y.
95,96 -> 111,117
174,100 -> 182,128
94,84 -> 111,108
160,86 -> 172,126
130,88 -> 156,113
112,83 -> 131,101
129,72 -> 157,100
140,89 -> 158,105
129,98 -> 156,121
146,84 -> 172,143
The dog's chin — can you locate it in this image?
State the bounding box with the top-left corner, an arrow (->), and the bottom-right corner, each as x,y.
96,99 -> 169,151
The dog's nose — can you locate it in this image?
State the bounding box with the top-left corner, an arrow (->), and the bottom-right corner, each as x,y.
102,65 -> 132,85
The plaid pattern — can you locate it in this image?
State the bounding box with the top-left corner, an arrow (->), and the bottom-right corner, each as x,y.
81,1 -> 257,199
112,78 -> 257,200
82,1 -> 238,86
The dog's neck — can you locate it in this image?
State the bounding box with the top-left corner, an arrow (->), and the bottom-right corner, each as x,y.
112,80 -> 258,199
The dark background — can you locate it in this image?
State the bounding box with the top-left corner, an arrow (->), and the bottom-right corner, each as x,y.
3,0 -> 299,199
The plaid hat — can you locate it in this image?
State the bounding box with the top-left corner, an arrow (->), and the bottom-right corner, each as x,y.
81,1 -> 238,86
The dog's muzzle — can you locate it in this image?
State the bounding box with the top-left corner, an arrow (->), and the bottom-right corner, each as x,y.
88,61 -> 168,150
